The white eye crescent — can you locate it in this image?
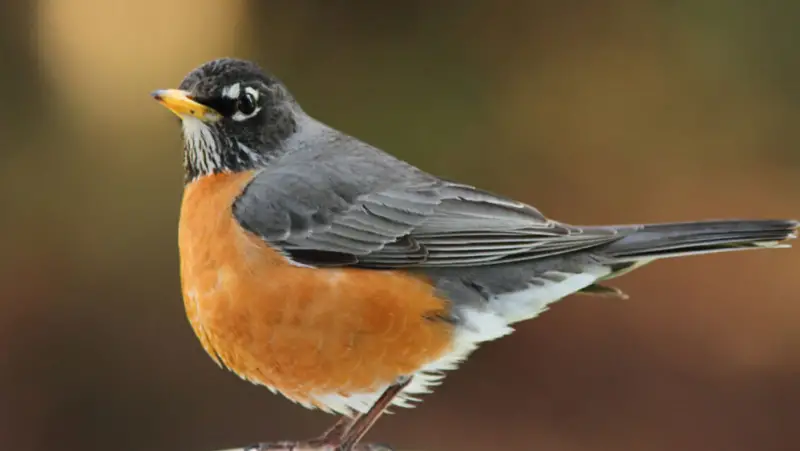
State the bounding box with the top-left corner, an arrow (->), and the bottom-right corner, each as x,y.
221,83 -> 241,99
232,87 -> 262,121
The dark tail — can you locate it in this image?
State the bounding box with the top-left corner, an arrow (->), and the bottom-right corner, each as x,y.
595,219 -> 798,263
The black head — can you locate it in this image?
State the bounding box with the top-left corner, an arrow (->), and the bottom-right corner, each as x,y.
152,58 -> 299,181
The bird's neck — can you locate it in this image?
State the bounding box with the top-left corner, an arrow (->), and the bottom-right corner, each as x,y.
181,112 -> 300,183
182,140 -> 278,184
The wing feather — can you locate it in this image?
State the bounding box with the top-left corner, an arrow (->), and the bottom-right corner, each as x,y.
233,165 -> 623,268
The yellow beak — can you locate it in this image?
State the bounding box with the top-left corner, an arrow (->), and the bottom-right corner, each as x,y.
151,89 -> 222,122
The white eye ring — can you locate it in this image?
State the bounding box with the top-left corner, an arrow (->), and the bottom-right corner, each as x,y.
231,87 -> 262,122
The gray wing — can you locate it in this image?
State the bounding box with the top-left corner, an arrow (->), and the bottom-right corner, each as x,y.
233,147 -> 625,269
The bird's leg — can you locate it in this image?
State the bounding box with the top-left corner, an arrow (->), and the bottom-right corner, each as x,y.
246,440 -> 391,451
244,376 -> 410,451
304,414 -> 361,447
243,414 -> 375,451
336,375 -> 412,451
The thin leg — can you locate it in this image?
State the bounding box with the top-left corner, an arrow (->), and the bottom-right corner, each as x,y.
243,416 -> 356,451
247,441 -> 391,451
305,414 -> 361,446
337,376 -> 412,451
245,376 -> 410,451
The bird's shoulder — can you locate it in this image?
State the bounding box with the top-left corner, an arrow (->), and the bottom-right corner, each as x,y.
233,117 -> 436,235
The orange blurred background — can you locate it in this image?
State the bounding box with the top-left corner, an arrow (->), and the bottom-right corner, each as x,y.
1,2 -> 799,451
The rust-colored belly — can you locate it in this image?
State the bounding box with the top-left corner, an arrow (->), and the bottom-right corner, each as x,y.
178,172 -> 454,406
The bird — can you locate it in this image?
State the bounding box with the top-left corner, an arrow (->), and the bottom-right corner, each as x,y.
151,57 -> 798,451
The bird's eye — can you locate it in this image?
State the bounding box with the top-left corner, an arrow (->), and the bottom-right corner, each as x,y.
236,92 -> 258,116
229,87 -> 262,121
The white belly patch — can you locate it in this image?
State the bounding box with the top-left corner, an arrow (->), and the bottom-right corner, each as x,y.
304,265 -> 611,416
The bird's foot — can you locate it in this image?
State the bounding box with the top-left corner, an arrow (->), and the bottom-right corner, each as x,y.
243,440 -> 394,451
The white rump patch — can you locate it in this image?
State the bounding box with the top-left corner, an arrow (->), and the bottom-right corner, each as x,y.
488,265 -> 611,324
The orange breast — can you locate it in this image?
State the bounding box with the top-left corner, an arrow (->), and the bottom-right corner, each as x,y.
178,172 -> 455,406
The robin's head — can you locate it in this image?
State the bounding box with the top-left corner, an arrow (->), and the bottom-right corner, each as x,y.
152,58 -> 299,181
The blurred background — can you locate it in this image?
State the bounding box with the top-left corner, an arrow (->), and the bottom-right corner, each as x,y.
1,1 -> 799,451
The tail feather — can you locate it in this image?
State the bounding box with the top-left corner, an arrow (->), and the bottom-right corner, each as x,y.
595,219 -> 798,263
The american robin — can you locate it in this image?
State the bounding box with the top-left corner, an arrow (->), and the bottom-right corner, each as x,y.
152,58 -> 798,451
